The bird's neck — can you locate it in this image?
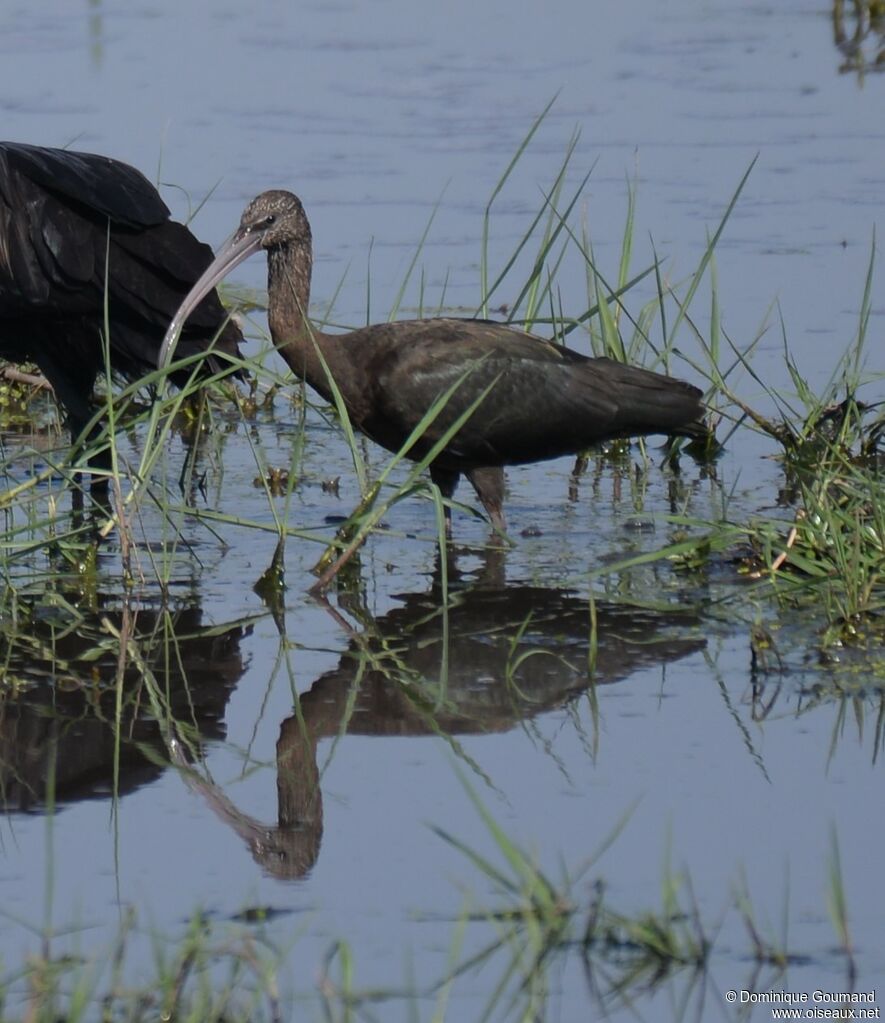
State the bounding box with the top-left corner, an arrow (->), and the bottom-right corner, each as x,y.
267,242 -> 333,397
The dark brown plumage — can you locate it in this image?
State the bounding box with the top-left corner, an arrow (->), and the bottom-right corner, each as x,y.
0,141 -> 242,452
162,189 -> 708,532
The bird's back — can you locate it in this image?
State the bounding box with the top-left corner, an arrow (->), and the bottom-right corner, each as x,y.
331,317 -> 706,468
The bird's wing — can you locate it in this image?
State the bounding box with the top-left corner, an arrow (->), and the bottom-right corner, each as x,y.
359,319 -> 623,464
0,174 -> 128,311
0,143 -> 234,343
0,143 -> 163,307
108,221 -> 225,328
0,142 -> 168,227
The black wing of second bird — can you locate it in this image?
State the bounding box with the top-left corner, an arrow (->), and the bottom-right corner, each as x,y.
0,141 -> 241,437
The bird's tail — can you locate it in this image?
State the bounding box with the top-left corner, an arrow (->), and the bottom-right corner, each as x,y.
595,357 -> 711,442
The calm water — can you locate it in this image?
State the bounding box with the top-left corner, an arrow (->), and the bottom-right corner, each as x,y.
1,1 -> 884,1020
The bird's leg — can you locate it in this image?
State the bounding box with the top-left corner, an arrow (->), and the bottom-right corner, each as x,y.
429,465 -> 460,538
466,467 -> 507,534
32,350 -> 108,475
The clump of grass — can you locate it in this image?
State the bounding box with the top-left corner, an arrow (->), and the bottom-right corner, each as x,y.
590,871 -> 710,983
431,780 -> 713,1017
832,0 -> 885,78
0,908 -> 286,1023
424,777 -> 868,1021
734,866 -> 802,969
431,779 -> 579,1021
771,463 -> 885,643
585,226 -> 885,652
707,243 -> 885,644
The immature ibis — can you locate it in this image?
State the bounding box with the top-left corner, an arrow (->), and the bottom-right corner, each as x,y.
162,190 -> 708,533
0,141 -> 242,455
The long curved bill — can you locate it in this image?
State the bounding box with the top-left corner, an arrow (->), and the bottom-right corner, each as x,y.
158,228 -> 263,371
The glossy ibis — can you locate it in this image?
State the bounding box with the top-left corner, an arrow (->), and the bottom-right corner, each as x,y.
0,141 -> 242,456
162,190 -> 708,532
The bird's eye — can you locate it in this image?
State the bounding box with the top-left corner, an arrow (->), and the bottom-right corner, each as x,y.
264,214 -> 276,226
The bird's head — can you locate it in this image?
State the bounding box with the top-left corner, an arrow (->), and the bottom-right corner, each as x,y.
237,190 -> 312,251
159,189 -> 312,370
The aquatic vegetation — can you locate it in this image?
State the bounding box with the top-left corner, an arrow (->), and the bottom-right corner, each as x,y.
712,245 -> 885,645
832,0 -> 885,77
0,789 -> 859,1023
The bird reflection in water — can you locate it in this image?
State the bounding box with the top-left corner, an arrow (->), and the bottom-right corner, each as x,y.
175,548 -> 705,880
0,555 -> 704,881
0,600 -> 251,811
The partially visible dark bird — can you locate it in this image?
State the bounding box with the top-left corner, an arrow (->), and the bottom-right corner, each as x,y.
162,189 -> 708,533
0,141 -> 242,453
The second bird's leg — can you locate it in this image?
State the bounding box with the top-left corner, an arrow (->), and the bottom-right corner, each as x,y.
32,349 -> 111,484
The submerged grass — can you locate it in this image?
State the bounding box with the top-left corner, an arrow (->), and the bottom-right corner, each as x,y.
0,778 -> 862,1023
416,779 -> 865,1023
1,908 -> 286,1023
